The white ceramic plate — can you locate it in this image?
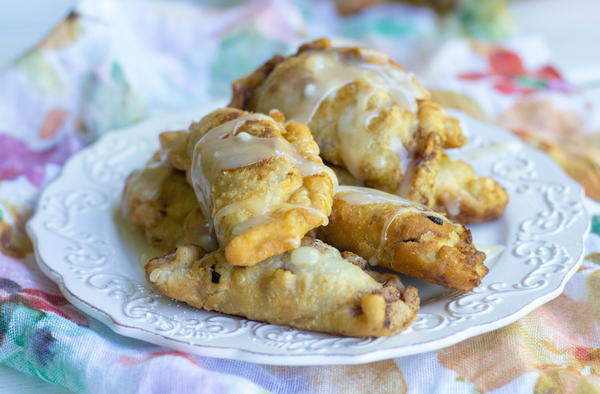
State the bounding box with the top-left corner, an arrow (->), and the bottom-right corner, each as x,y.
27,104 -> 589,365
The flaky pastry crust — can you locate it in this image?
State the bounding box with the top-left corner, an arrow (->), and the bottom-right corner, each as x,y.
318,186 -> 488,291
229,38 -> 508,223
121,161 -> 211,252
146,238 -> 419,337
183,108 -> 336,266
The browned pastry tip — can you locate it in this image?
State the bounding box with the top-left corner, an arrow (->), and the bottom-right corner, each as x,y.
318,186 -> 488,291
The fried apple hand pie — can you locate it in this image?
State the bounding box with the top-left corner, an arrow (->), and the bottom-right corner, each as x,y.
230,38 -> 508,223
146,238 -> 419,337
318,186 -> 487,291
184,108 -> 337,266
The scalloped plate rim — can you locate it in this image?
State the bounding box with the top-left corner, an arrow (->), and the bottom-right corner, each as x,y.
26,106 -> 590,365
29,241 -> 587,365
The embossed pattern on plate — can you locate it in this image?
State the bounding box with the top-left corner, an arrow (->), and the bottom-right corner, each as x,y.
27,105 -> 589,365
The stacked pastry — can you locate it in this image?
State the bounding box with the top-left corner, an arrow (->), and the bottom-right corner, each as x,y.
230,38 -> 508,223
122,39 -> 507,337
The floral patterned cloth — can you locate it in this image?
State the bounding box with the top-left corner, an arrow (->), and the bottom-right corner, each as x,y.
1,1 -> 600,393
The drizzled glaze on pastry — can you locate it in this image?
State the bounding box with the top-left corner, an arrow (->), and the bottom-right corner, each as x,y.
253,48 -> 426,181
336,185 -> 430,208
320,184 -> 487,290
335,186 -> 445,264
190,113 -> 332,239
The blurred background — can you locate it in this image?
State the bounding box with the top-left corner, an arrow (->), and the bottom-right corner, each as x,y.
2,0 -> 599,199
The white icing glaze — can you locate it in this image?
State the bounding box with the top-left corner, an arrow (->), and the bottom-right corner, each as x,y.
390,136 -> 410,174
285,203 -> 330,225
257,49 -> 425,181
396,160 -> 416,198
226,201 -> 330,239
194,219 -> 218,251
304,83 -> 317,96
275,51 -> 424,125
336,186 -> 430,211
149,269 -> 168,285
199,234 -> 218,251
285,237 -> 302,249
336,91 -> 380,178
444,198 -> 461,218
127,163 -> 171,202
281,242 -> 375,289
190,113 -> 333,241
290,246 -> 321,266
335,186 -> 446,262
231,215 -> 275,237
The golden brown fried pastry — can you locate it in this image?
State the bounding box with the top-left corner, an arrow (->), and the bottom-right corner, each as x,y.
230,38 -> 508,223
230,38 -> 463,188
318,186 -> 487,291
397,135 -> 509,223
324,136 -> 507,224
121,161 -> 215,252
146,238 -> 419,337
159,130 -> 189,171
430,154 -> 509,223
184,108 -> 337,266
